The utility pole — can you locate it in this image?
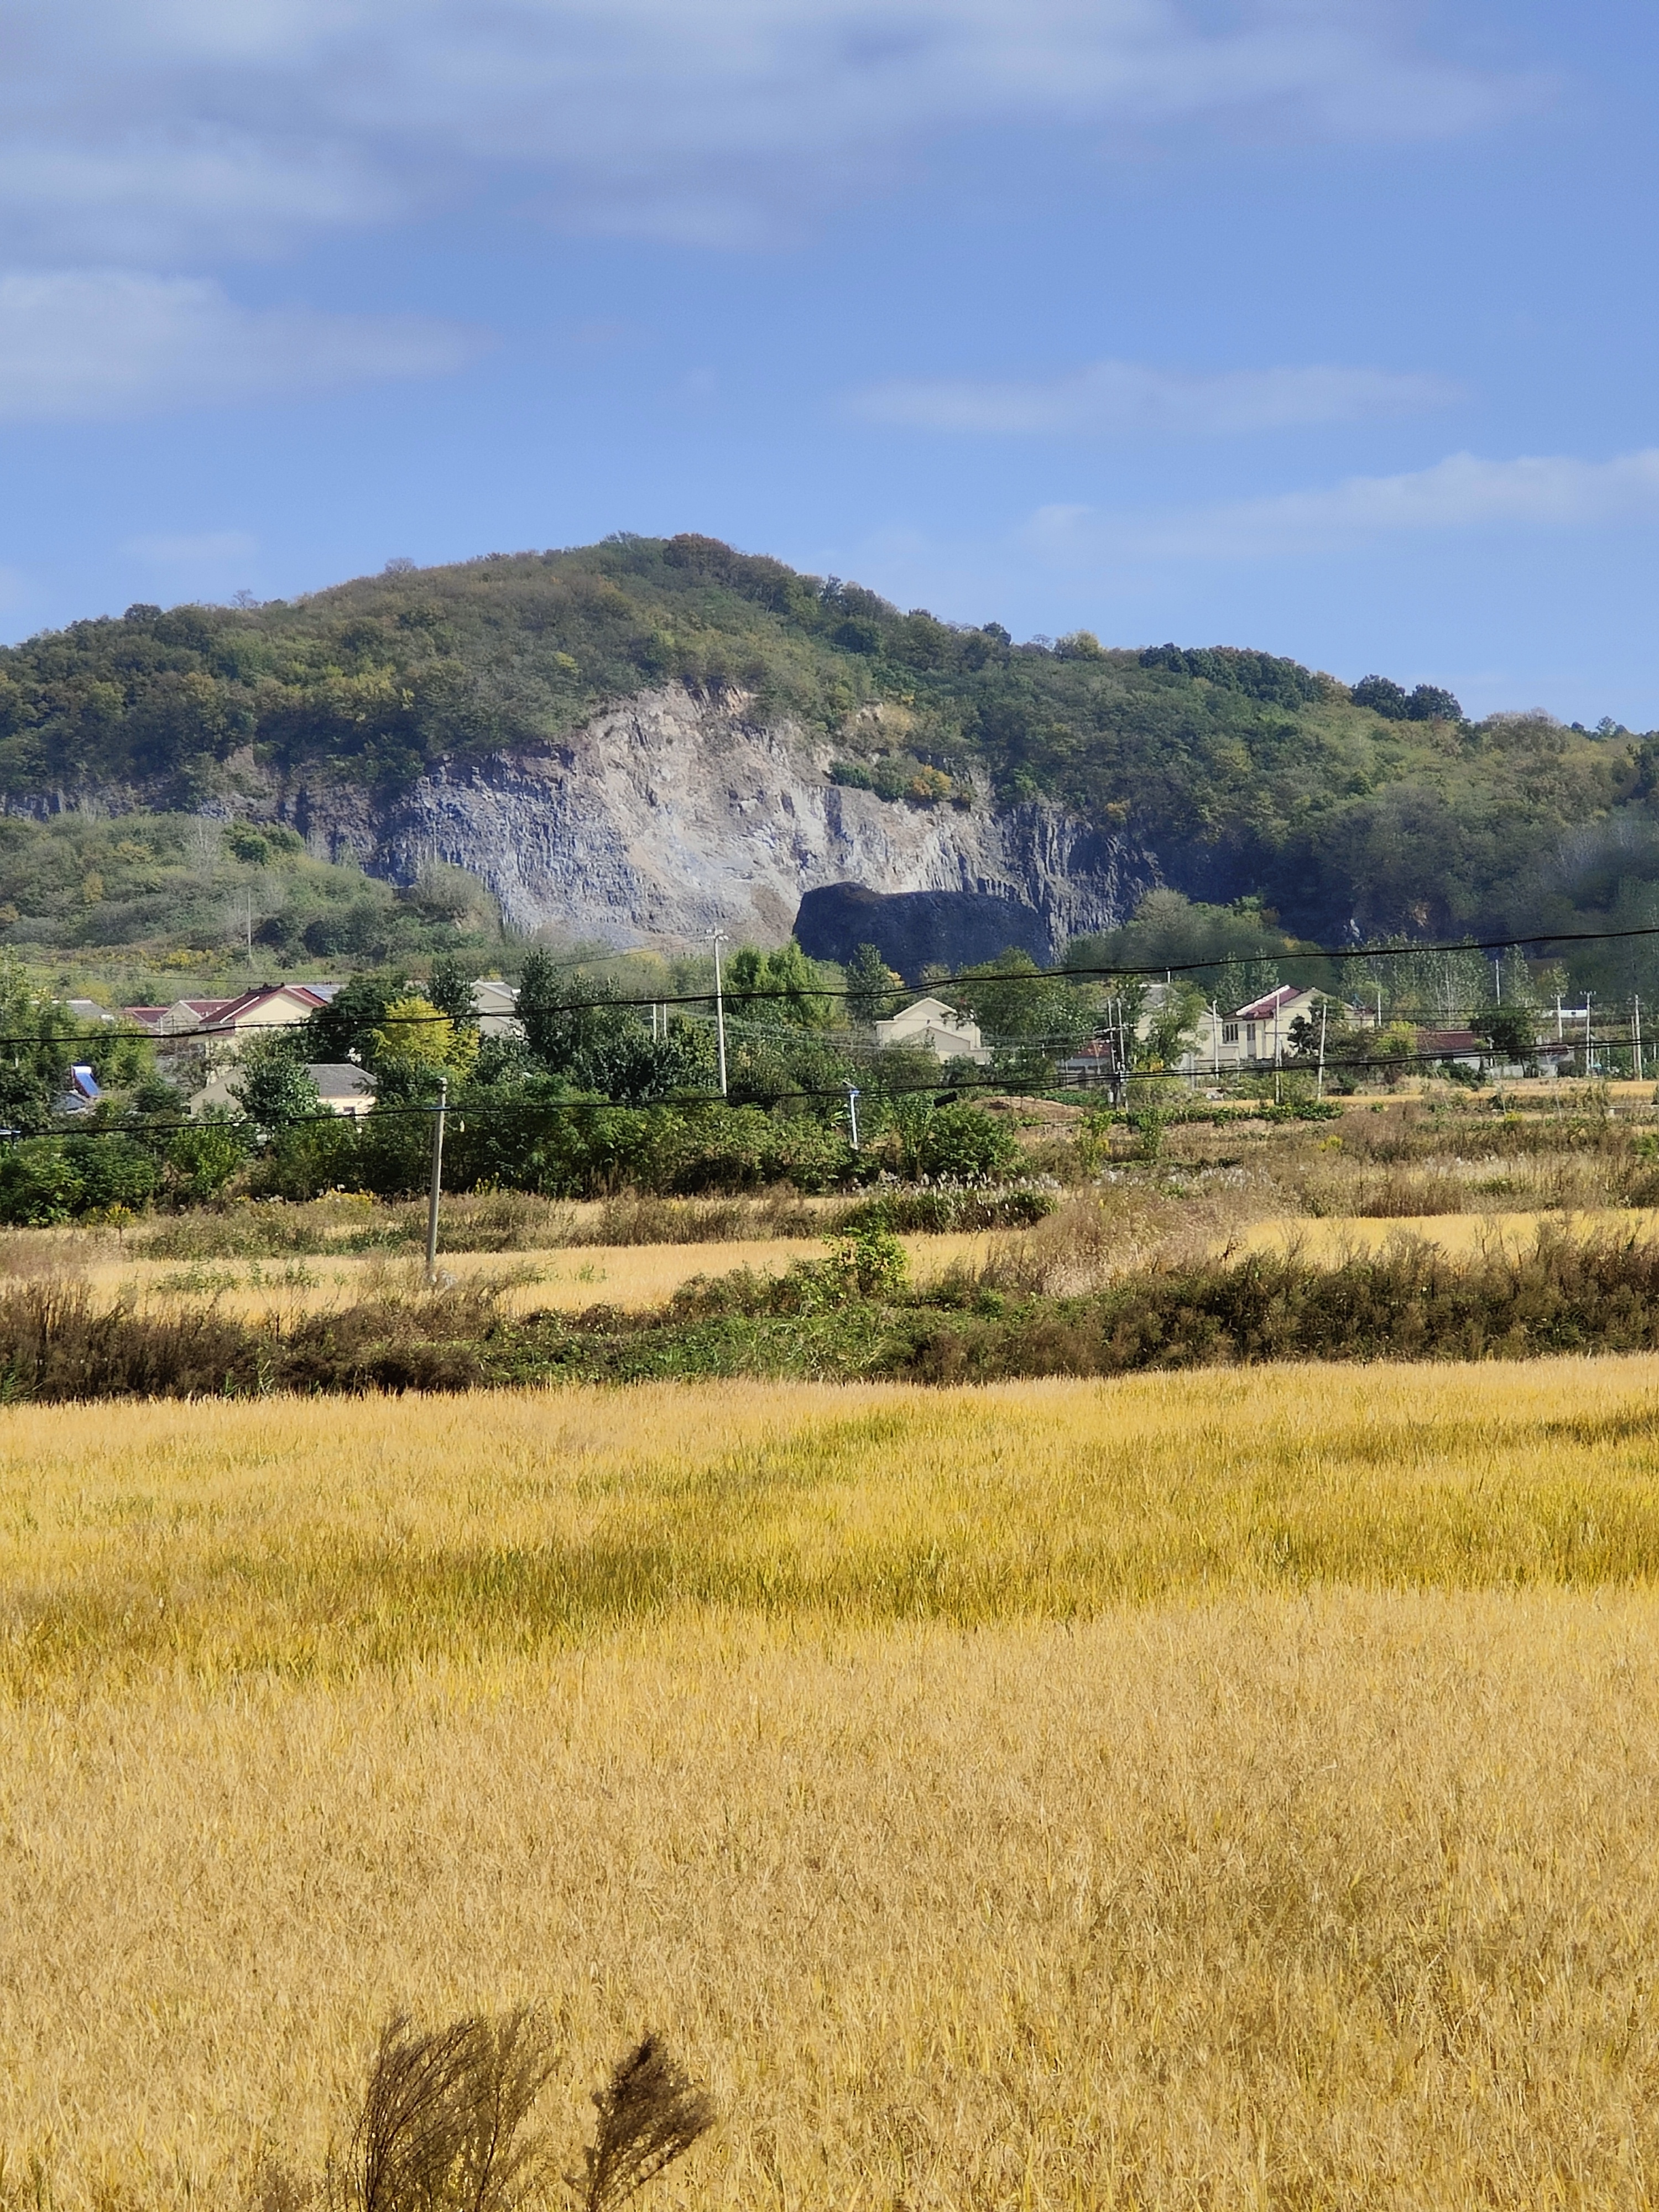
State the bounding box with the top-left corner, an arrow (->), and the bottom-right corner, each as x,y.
246,890 -> 253,959
424,1074 -> 448,1286
845,1081 -> 860,1150
1585,992 -> 1593,1078
1210,1000 -> 1219,1081
1316,998 -> 1328,1101
709,930 -> 728,1097
1635,994 -> 1644,1082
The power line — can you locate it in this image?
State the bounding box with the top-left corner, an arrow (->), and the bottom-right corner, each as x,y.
3,911 -> 1653,1057
14,1034 -> 1643,1152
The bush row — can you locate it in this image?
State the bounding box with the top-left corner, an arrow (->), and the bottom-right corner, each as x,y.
6,1225 -> 1659,1400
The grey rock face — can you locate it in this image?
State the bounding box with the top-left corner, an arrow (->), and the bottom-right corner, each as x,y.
281,684 -> 1159,951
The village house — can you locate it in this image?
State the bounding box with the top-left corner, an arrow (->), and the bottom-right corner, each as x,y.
471,977 -> 522,1036
124,983 -> 340,1066
191,1060 -> 378,1118
872,995 -> 991,1066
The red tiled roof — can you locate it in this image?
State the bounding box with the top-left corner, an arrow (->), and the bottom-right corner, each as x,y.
197,984 -> 331,1030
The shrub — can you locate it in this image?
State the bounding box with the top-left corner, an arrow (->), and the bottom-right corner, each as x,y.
0,1133 -> 158,1225
166,1113 -> 249,1204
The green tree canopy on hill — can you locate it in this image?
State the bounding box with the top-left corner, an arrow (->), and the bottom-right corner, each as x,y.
0,535 -> 1651,951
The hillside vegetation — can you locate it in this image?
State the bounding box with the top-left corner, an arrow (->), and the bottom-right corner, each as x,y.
2,534 -> 1655,944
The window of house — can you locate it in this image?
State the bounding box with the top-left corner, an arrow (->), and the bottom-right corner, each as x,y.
1222,1022 -> 1239,1044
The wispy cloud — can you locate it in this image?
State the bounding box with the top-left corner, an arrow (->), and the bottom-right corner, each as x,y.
0,2 -> 1539,261
850,358 -> 1460,437
1024,449 -> 1659,563
0,270 -> 486,421
124,530 -> 259,565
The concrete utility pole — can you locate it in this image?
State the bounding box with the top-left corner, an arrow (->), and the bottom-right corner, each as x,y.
425,1075 -> 451,1292
1317,998 -> 1328,1102
1635,995 -> 1644,1082
845,1081 -> 860,1150
425,1074 -> 448,1286
710,931 -> 728,1097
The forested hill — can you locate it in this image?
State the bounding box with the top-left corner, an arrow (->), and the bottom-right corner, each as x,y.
0,531 -> 1653,943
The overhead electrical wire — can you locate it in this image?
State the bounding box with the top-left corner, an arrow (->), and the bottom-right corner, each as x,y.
7,910 -> 1659,1057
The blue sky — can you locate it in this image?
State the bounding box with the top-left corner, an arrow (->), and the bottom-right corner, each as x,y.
0,0 -> 1653,724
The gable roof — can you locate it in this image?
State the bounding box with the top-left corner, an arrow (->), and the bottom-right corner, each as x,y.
1234,984 -> 1315,1021
197,984 -> 333,1031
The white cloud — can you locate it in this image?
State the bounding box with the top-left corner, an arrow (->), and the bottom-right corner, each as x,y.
850,358 -> 1460,436
0,1 -> 1536,260
1023,448 -> 1659,563
0,270 -> 485,420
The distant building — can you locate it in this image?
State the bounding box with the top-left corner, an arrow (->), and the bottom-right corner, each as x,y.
1055,1039 -> 1123,1089
471,977 -> 522,1037
124,983 -> 340,1062
305,1064 -> 377,1119
191,1061 -> 377,1118
53,1065 -> 101,1115
872,994 -> 991,1066
63,998 -> 116,1026
1183,985 -> 1340,1074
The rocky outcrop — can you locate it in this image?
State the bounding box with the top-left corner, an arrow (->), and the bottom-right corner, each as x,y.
795,884 -> 1052,978
282,684 -> 1159,956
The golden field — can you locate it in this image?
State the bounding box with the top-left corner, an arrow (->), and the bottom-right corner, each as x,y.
1223,1206 -> 1659,1263
6,1368 -> 1659,2208
20,1230 -> 995,1322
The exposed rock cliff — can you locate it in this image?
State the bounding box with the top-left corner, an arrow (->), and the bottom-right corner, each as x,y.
283,684 -> 1158,956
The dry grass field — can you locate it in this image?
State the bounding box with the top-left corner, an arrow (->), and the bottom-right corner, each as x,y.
5,1369 -> 1659,2209
0,1231 -> 996,1325
1223,1206 -> 1659,1264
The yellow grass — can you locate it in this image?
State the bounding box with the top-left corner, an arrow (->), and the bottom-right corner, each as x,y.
7,1368 -> 1659,2208
1225,1207 -> 1659,1262
49,1231 -> 995,1321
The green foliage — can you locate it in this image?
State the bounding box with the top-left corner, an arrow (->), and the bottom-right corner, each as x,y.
249,1115 -> 363,1201
869,1096 -> 1024,1183
0,1133 -> 157,1224
1068,890 -> 1292,1003
843,942 -> 905,1021
827,755 -> 962,805
231,1032 -> 321,1139
0,538 -> 1645,957
1350,675 -> 1463,723
1476,1007 -> 1540,1061
722,940 -> 836,1027
0,807 -> 496,963
166,1112 -> 248,1203
951,949 -> 1098,1050
815,1220 -> 909,1304
0,953 -> 78,1131
515,950 -> 697,1102
1138,981 -> 1206,1072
